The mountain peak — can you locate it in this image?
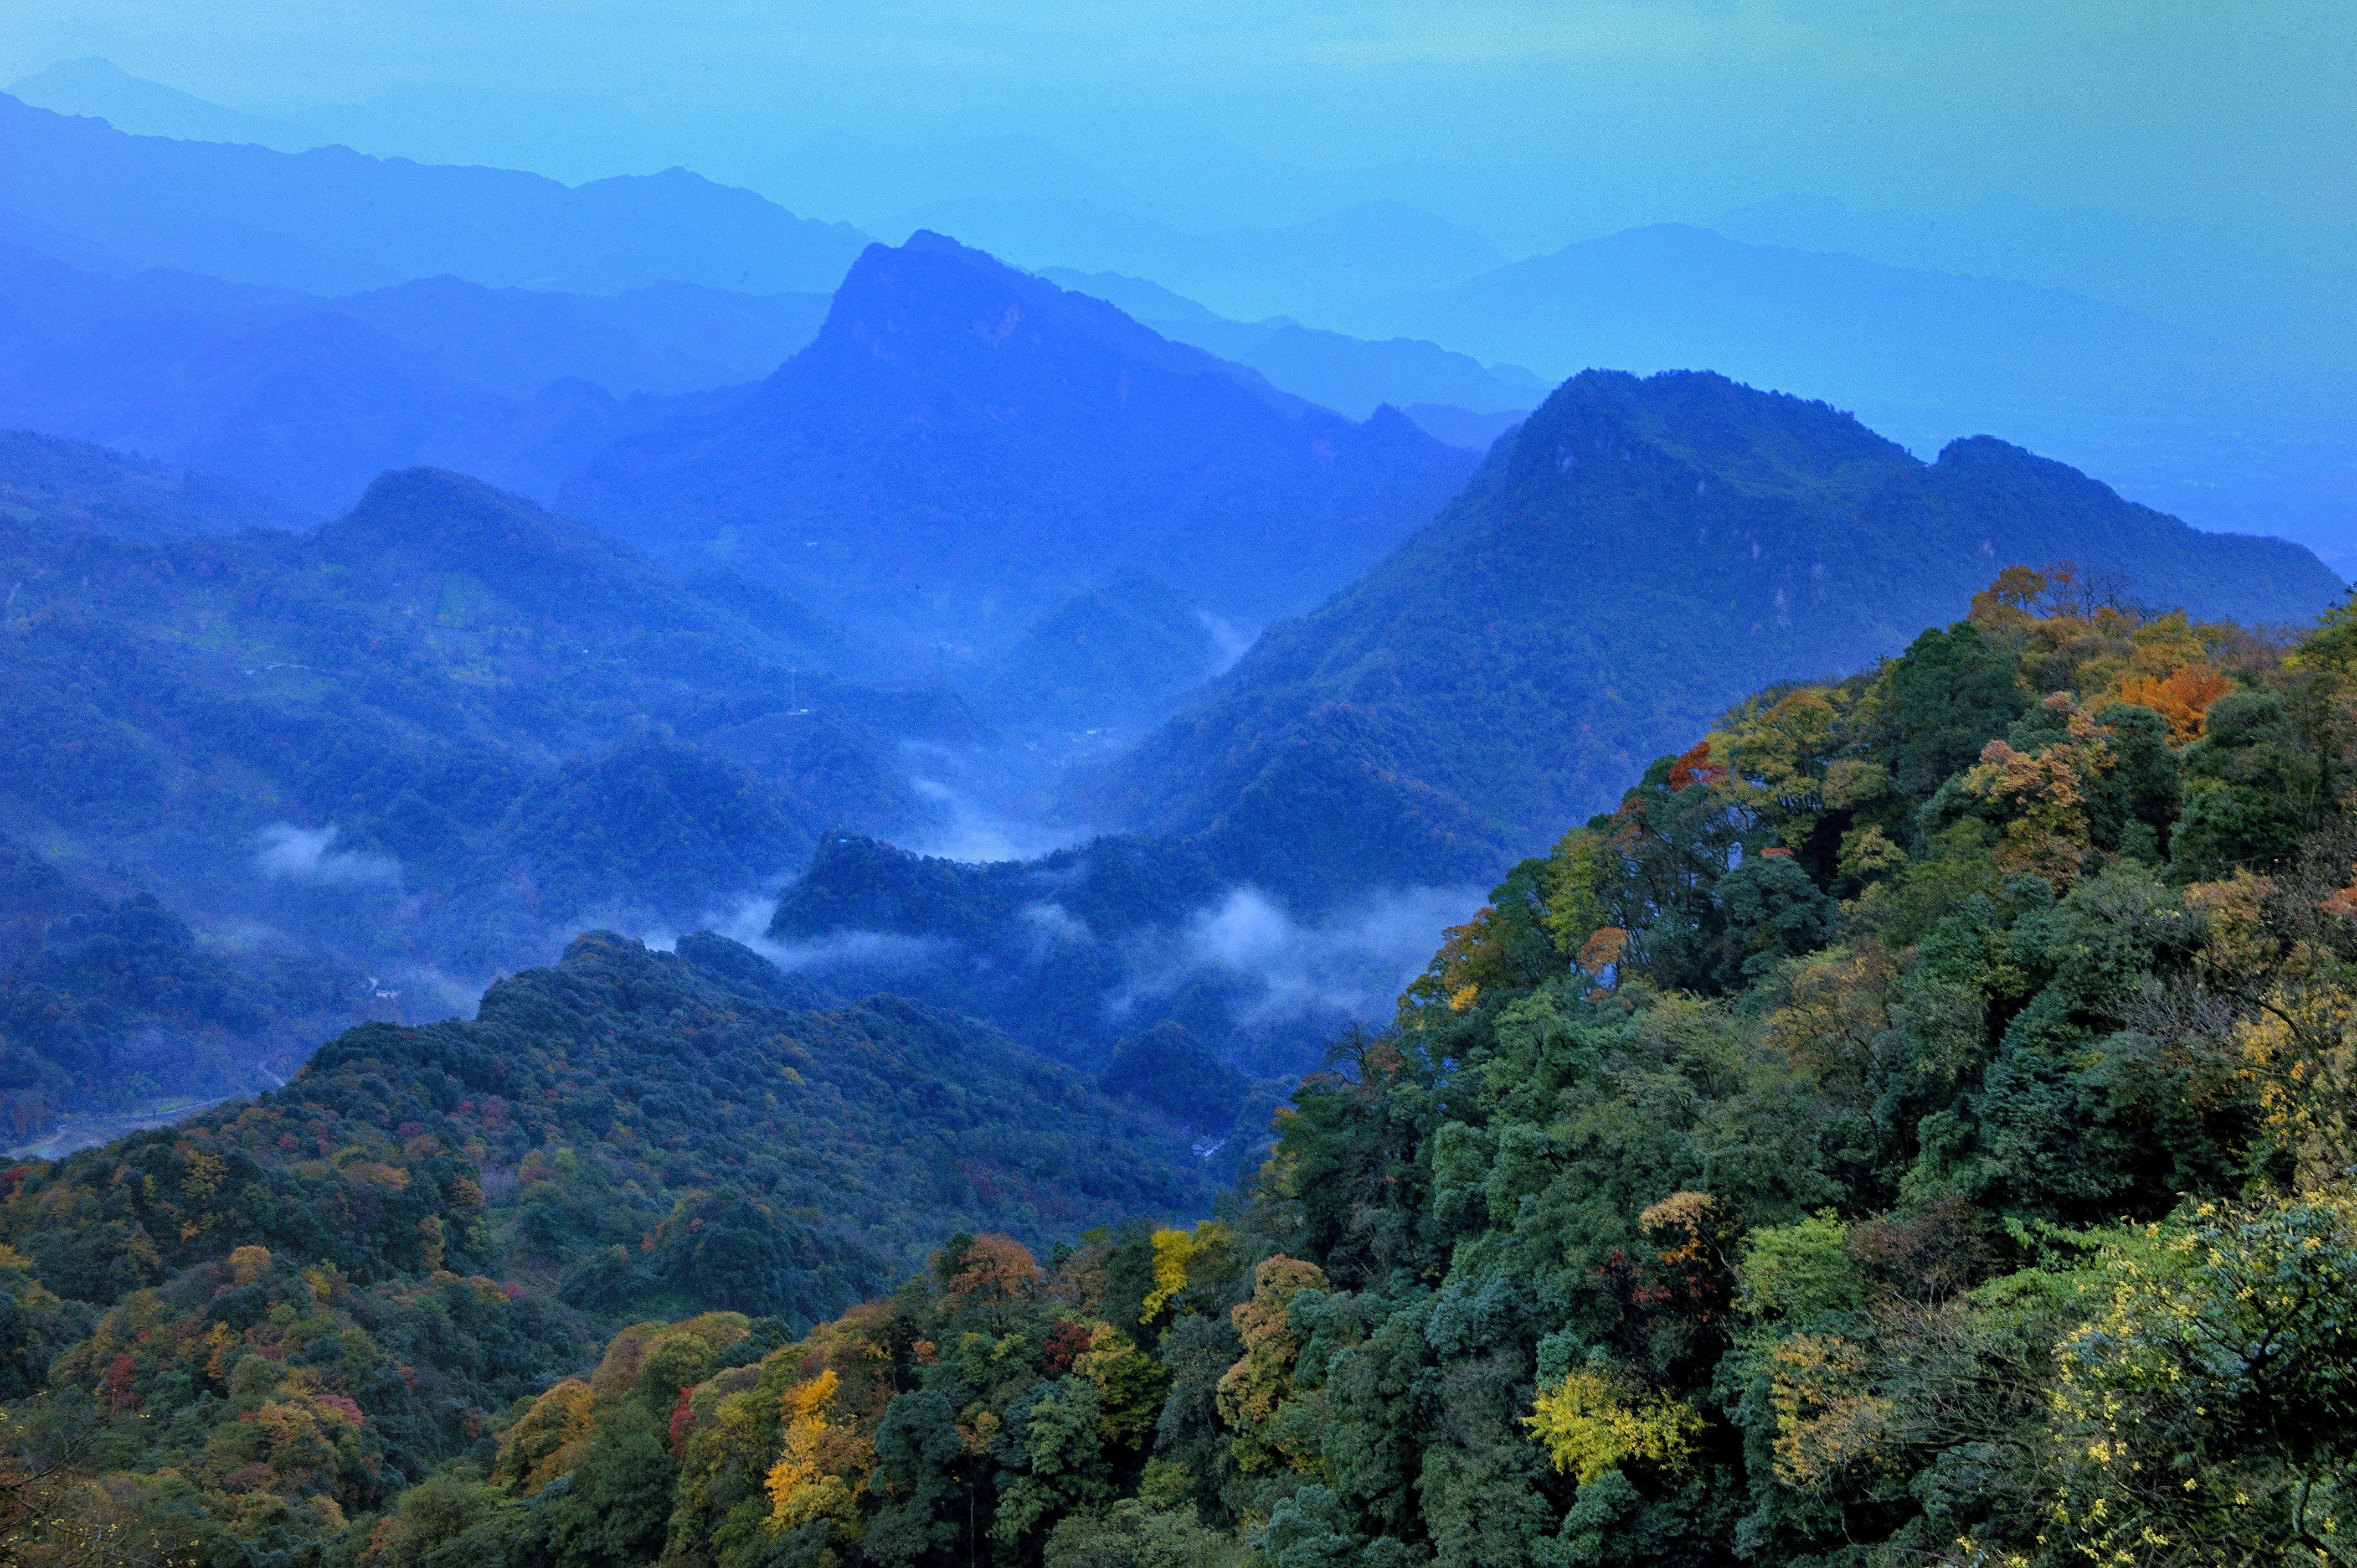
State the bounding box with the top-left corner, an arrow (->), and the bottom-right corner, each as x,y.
804,230 -> 1218,389
560,234 -> 1479,651
1098,373 -> 2345,902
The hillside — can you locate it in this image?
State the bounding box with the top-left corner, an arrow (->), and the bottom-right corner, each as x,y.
0,466 -> 950,1068
559,233 -> 1480,651
0,923 -> 1223,1561
0,833 -> 377,1153
14,569 -> 2354,1568
0,93 -> 866,296
975,569 -> 1230,731
0,429 -> 290,541
1094,370 -> 2347,901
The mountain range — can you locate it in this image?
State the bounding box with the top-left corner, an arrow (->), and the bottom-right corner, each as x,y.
0,93 -> 864,297
1088,369 -> 2348,900
559,233 -> 1482,651
0,237 -> 831,515
0,86 -> 2350,1153
6,79 -> 2350,563
0,54 -> 2351,1568
0,459 -> 937,1014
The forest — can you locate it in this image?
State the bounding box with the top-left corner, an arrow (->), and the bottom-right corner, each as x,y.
3,563 -> 2351,1568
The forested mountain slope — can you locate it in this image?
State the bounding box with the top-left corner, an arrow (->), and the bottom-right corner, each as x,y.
559,233 -> 1480,651
0,429 -> 291,542
0,832 -> 375,1148
0,94 -> 867,296
0,926 -> 1221,1562
0,466 -> 945,1044
1097,370 -> 2346,902
18,568 -> 2352,1568
974,570 -> 1231,731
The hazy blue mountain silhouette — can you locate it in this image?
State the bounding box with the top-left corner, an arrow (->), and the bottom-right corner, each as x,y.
869,197 -> 1506,319
1094,369 -> 2346,901
0,92 -> 866,295
559,232 -> 1481,652
1704,191 -> 2357,361
1332,224 -> 2230,399
0,429 -> 292,542
1036,267 -> 1541,424
0,240 -> 825,515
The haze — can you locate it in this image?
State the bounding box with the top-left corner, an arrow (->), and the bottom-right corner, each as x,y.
9,2 -> 2351,236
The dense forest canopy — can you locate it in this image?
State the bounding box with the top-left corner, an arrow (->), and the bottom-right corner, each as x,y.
4,565 -> 2353,1568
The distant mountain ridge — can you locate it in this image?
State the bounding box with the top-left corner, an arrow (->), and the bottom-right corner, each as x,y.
1330,222 -> 2228,397
0,92 -> 866,296
560,232 -> 1481,651
1093,369 -> 2348,901
0,239 -> 828,515
0,429 -> 291,541
1035,266 -> 1543,427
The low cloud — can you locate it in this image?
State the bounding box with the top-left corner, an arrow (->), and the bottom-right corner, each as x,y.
642,891 -> 952,978
253,824 -> 403,889
1196,611 -> 1255,674
1125,883 -> 1485,1026
1020,900 -> 1092,958
903,776 -> 1093,864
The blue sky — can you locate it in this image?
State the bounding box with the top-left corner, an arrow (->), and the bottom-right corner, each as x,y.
7,1 -> 2350,231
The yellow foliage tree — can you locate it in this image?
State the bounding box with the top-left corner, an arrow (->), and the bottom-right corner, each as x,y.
495,1379 -> 594,1494
1140,1221 -> 1232,1321
1215,1256 -> 1328,1473
764,1369 -> 869,1533
2109,664 -> 2234,742
1522,1368 -> 1705,1483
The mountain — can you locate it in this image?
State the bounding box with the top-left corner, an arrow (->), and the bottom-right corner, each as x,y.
0,917 -> 1220,1350
1329,222 -> 2230,399
976,570 -> 1229,732
0,466 -> 949,1015
559,233 -> 1481,651
1317,221 -> 2357,555
1705,190 -> 2357,363
1230,325 -> 1542,421
0,921 -> 1228,1566
1037,267 -> 1542,424
0,241 -> 826,515
0,429 -> 292,542
0,833 -> 377,1155
867,198 -> 1508,320
7,56 -> 319,150
1092,370 -> 2347,901
0,93 -> 867,296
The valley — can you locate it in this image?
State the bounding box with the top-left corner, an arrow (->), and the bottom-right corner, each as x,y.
0,50 -> 2351,1568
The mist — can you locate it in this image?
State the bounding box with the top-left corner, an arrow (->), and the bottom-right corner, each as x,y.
1121,884 -> 1485,1029
251,823 -> 403,890
8,6 -> 2348,235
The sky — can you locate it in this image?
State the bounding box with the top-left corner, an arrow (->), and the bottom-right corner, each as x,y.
5,0 -> 2351,234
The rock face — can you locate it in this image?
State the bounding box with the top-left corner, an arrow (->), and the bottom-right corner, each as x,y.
560,232 -> 1481,652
